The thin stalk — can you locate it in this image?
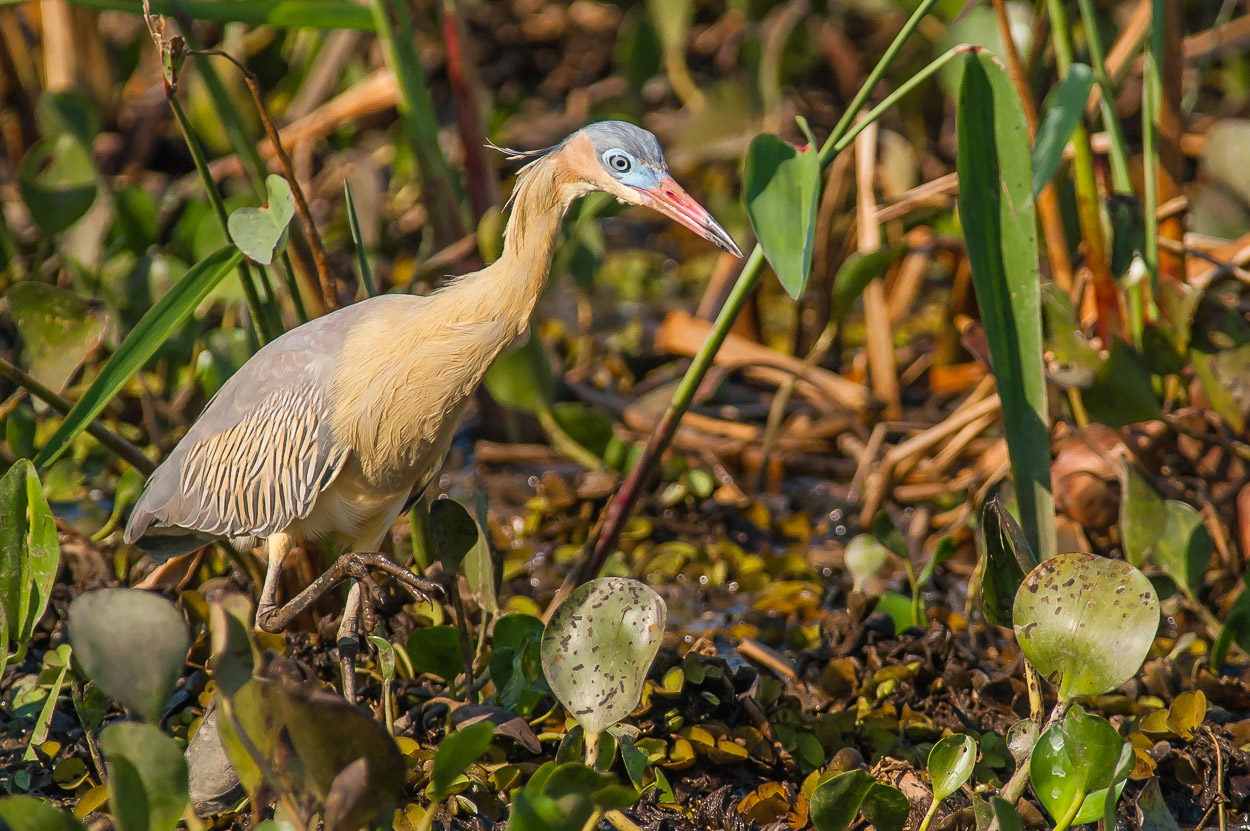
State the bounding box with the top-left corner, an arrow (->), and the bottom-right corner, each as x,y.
370,0 -> 465,249
755,319 -> 839,490
168,95 -> 279,342
449,581 -> 477,704
1053,789 -> 1087,831
918,799 -> 940,831
192,49 -> 338,312
555,12 -> 959,612
0,357 -> 155,475
1072,0 -> 1132,192
345,180 -> 378,298
1044,0 -> 1120,341
1141,56 -> 1161,291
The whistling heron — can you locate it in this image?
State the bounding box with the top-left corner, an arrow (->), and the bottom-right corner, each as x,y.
124,121 -> 741,698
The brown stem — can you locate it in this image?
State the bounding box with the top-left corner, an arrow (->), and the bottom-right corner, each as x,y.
191,49 -> 337,312
1156,0 -> 1187,283
0,357 -> 156,475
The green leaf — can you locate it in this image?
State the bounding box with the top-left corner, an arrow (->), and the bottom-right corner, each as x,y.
1030,707 -> 1126,826
406,625 -> 463,686
0,460 -> 60,668
809,769 -> 874,831
430,721 -> 495,802
1081,338 -> 1162,427
744,122 -> 822,299
483,330 -> 554,415
1154,500 -> 1213,601
100,722 -> 189,831
36,89 -> 100,147
928,734 -> 977,802
0,796 -> 86,831
917,536 -> 956,586
8,282 -> 108,393
68,588 -> 190,723
832,245 -> 902,320
1120,461 -> 1166,568
207,591 -> 258,698
507,762 -> 637,831
1213,577 -> 1250,669
861,783 -> 910,831
65,0 -> 377,30
216,662 -> 404,831
1031,64 -> 1095,199
228,175 -> 295,265
957,51 -> 1054,564
1135,777 -> 1180,831
874,592 -> 917,635
34,245 -> 244,470
1040,283 -> 1100,387
18,134 -> 97,235
987,796 -> 1023,831
975,498 -> 1032,627
1189,294 -> 1250,433
429,498 -> 481,574
541,577 -> 666,739
1014,553 -> 1158,700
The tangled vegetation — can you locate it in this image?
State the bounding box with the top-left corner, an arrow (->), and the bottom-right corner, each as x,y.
3,0 -> 1250,829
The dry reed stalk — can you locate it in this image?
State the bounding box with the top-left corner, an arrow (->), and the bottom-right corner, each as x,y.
856,121 -> 900,417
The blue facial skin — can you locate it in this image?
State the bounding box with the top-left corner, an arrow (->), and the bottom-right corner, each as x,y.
601,148 -> 664,190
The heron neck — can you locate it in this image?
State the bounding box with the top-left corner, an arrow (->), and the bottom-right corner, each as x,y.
451,153 -> 585,333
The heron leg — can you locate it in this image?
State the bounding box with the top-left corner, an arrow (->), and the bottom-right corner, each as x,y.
255,549 -> 386,635
337,581 -> 363,702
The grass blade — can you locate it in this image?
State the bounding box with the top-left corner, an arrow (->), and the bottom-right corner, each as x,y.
34,246 -> 246,470
344,180 -> 378,298
957,52 -> 1056,563
1031,64 -> 1094,199
42,0 -> 376,31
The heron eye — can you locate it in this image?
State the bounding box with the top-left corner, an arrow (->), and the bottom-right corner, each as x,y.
604,150 -> 633,174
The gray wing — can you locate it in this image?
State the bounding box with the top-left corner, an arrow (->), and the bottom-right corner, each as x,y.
123,300 -> 385,560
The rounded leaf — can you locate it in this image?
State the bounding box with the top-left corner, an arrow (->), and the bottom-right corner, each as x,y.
927,733 -> 977,802
8,282 -> 107,394
1013,553 -> 1158,699
69,588 -> 190,723
227,174 -> 295,264
100,722 -> 189,831
844,535 -> 887,594
541,577 -> 666,737
18,134 -> 97,235
0,796 -> 86,831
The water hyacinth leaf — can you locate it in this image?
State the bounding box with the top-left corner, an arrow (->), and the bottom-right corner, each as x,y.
541,577 -> 666,739
228,175 -> 295,265
508,762 -> 637,831
1120,461 -> 1166,568
484,330 -> 555,415
956,53 -> 1054,564
928,734 -> 977,801
34,245 -> 245,470
0,796 -> 87,831
1030,707 -> 1127,826
69,588 -> 189,723
430,721 -> 495,802
1031,64 -> 1095,199
0,460 -> 60,669
988,796 -> 1024,831
218,661 -> 404,831
1081,339 -> 1162,428
844,534 -> 888,593
429,497 -> 480,573
744,121 -> 821,299
207,590 -> 259,697
8,283 -> 107,393
809,769 -> 874,831
18,133 -> 97,235
1154,501 -> 1213,601
861,783 -> 910,831
975,499 -> 1032,627
1014,554 -> 1158,700
407,625 -> 464,686
99,722 -> 189,831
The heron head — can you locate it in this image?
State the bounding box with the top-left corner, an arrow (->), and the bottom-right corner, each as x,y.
552,121 -> 742,258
